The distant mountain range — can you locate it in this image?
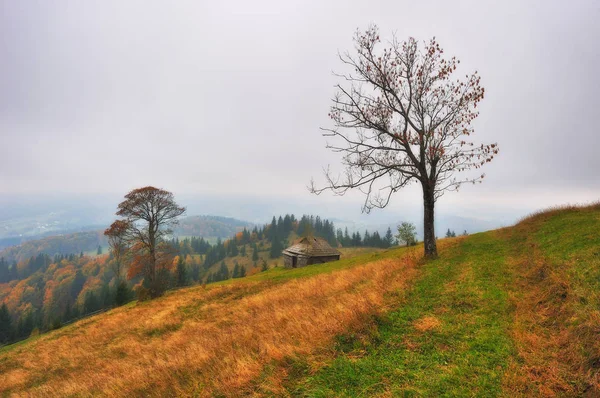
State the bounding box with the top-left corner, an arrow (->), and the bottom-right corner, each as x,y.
173,215 -> 253,239
0,193 -> 513,253
0,215 -> 253,263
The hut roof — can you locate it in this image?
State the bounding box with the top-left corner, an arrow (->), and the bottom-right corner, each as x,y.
282,237 -> 341,257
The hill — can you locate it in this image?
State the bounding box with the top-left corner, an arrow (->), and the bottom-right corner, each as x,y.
1,203 -> 599,396
0,216 -> 253,263
173,215 -> 253,240
0,231 -> 108,264
0,215 -> 253,264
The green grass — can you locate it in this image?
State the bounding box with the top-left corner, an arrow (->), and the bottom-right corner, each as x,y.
286,204 -> 600,397
293,233 -> 515,397
533,209 -> 600,309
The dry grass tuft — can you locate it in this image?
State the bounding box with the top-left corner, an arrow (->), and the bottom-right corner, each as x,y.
0,251 -> 418,397
413,316 -> 442,332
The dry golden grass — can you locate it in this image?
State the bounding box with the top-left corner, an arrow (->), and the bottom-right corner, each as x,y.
413,316 -> 442,332
338,246 -> 385,257
502,203 -> 600,396
0,251 -> 418,397
502,253 -> 579,396
516,201 -> 600,226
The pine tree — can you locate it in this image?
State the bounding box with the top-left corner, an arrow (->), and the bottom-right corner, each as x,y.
252,244 -> 259,261
240,265 -> 246,277
0,258 -> 9,283
100,283 -> 111,307
0,303 -> 11,343
218,261 -> 229,281
191,262 -> 201,282
270,238 -> 283,258
97,245 -> 102,255
115,281 -> 131,306
232,261 -> 241,278
83,292 -> 99,314
344,227 -> 351,246
71,270 -> 86,301
277,216 -> 284,237
261,259 -> 268,272
71,305 -> 80,320
63,301 -> 72,323
364,230 -> 371,246
336,229 -> 344,246
21,311 -> 35,338
176,256 -> 187,287
269,216 -> 278,241
384,227 -> 395,248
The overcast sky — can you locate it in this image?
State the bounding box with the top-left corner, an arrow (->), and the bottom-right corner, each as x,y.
1,0 -> 599,224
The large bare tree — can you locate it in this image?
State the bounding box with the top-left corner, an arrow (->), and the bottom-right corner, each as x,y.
311,26 -> 498,257
113,186 -> 185,298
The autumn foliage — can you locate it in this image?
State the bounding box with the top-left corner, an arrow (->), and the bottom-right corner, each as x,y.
109,187 -> 185,299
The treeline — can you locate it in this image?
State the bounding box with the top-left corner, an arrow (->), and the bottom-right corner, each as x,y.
173,214 -> 336,283
0,253 -> 88,284
0,253 -> 135,346
336,227 -> 396,248
0,257 -> 18,283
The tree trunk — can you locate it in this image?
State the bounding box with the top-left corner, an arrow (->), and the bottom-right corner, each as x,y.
422,186 -> 438,258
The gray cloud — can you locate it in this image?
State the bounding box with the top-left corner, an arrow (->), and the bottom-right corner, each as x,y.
1,0 -> 599,225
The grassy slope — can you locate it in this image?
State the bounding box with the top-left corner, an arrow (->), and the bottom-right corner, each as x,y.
1,204 -> 599,397
293,232 -> 514,397
292,204 -> 600,397
0,246 -> 415,397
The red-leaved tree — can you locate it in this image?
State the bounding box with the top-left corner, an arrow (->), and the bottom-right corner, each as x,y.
311,25 -> 498,257
111,187 -> 185,298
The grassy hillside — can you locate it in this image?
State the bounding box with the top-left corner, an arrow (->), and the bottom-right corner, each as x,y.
1,204 -> 599,396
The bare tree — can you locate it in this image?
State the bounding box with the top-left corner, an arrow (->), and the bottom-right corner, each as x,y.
104,219 -> 129,283
113,186 -> 186,298
311,25 -> 498,257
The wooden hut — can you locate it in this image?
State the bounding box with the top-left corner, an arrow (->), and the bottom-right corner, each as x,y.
282,237 -> 341,268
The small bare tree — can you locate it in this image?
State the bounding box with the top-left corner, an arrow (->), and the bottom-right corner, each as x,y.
311,25 -> 498,257
113,186 -> 186,298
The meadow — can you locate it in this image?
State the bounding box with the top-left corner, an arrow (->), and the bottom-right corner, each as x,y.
1,203 -> 599,397
0,244 -> 417,396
